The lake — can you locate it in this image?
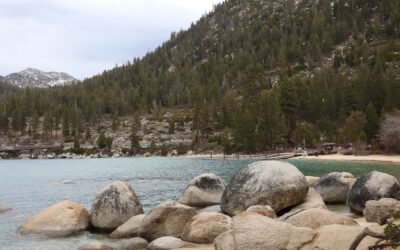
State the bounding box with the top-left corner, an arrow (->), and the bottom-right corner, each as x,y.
1,157 -> 400,250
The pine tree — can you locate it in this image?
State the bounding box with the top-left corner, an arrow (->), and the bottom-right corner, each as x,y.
365,102 -> 380,142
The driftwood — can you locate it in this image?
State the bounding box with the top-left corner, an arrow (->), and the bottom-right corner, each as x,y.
349,228 -> 386,250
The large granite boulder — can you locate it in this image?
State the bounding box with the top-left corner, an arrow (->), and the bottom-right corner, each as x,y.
214,212 -> 315,250
139,201 -> 198,241
221,161 -> 309,216
282,208 -> 358,229
89,181 -> 144,232
182,212 -> 232,244
314,172 -> 355,204
364,198 -> 400,223
348,171 -> 400,214
180,173 -> 225,207
301,224 -> 385,250
109,214 -> 146,239
18,200 -> 89,238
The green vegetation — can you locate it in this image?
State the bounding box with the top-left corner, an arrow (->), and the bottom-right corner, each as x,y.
0,0 -> 399,153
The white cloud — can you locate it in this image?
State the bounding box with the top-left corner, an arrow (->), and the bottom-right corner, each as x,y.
0,0 -> 224,79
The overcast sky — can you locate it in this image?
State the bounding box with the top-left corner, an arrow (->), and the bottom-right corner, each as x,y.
0,0 -> 224,79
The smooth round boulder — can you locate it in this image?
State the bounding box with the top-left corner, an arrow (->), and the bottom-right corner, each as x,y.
245,205 -> 276,218
180,173 -> 225,207
120,237 -> 148,249
348,171 -> 400,214
283,208 -> 357,229
109,214 -> 146,239
18,200 -> 89,238
90,181 -> 143,232
182,212 -> 232,244
221,161 -> 309,216
147,236 -> 185,250
314,172 -> 355,204
138,201 -> 198,241
364,198 -> 400,223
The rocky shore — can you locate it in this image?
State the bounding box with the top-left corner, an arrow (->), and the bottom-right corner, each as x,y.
15,161 -> 400,250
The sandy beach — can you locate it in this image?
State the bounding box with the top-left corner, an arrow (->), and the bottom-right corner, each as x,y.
301,154 -> 400,164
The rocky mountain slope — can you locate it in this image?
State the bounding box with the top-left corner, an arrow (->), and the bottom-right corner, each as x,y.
1,68 -> 76,88
0,0 -> 399,155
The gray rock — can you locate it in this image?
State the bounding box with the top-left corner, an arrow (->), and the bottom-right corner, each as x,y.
90,181 -> 144,232
120,237 -> 148,250
348,171 -> 400,214
109,214 -> 146,239
147,236 -> 185,250
314,172 -> 355,204
221,161 -> 309,216
180,173 -> 225,207
364,198 -> 400,223
138,201 -> 198,241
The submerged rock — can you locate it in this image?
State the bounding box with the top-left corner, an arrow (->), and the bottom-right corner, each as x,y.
182,212 -> 232,244
314,172 -> 355,204
89,181 -> 143,232
364,198 -> 400,223
180,173 -> 225,207
0,205 -> 12,213
139,201 -> 198,241
348,171 -> 400,214
221,161 -> 309,216
62,179 -> 75,185
18,200 -> 89,238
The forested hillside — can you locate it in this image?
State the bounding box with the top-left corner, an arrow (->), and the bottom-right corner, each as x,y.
0,0 -> 399,154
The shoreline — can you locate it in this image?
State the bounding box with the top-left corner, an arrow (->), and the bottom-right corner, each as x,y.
299,154 -> 400,164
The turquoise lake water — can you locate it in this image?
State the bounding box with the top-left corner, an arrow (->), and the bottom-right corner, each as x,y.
0,157 -> 399,250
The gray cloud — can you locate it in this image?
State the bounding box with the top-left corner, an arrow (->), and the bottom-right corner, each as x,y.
0,0 -> 224,79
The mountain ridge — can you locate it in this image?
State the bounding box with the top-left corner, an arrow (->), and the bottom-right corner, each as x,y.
1,68 -> 77,88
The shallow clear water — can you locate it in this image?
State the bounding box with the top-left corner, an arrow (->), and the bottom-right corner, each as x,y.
0,157 -> 399,250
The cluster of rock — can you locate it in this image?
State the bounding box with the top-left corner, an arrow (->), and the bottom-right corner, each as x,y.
16,161 -> 400,250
